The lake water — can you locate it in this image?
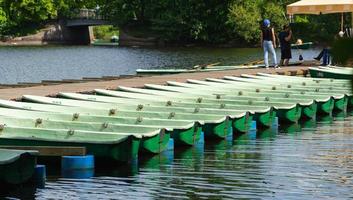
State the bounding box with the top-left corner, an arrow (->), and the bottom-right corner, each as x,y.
0,46 -> 319,84
0,46 -> 336,199
3,113 -> 353,199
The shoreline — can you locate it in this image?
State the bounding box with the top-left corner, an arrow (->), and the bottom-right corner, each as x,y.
0,40 -> 261,48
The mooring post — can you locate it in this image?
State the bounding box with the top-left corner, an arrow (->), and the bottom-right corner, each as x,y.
272,117 -> 279,128
250,121 -> 257,131
31,165 -> 46,188
166,138 -> 174,151
196,131 -> 205,145
226,127 -> 233,141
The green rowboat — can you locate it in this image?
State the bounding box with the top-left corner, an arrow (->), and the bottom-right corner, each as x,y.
135,65 -> 259,75
240,74 -> 352,93
257,72 -> 351,84
0,115 -> 167,154
309,67 -> 353,80
0,106 -> 200,147
0,125 -> 141,163
0,149 -> 38,185
291,42 -> 313,49
10,97 -> 229,140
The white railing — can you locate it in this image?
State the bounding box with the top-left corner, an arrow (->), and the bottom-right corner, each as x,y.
72,9 -> 105,20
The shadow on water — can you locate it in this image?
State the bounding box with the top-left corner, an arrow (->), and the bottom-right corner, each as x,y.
0,183 -> 37,199
256,128 -> 278,140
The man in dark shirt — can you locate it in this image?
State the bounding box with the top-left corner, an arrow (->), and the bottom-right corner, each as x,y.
278,25 -> 292,66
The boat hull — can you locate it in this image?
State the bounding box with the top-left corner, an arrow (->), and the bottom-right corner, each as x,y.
276,105 -> 302,123
203,119 -> 231,139
334,96 -> 348,112
0,137 -> 140,163
317,98 -> 334,115
172,125 -> 202,146
232,113 -> 253,134
140,131 -> 171,154
301,102 -> 318,119
349,96 -> 353,109
0,152 -> 37,185
253,109 -> 276,128
309,68 -> 353,80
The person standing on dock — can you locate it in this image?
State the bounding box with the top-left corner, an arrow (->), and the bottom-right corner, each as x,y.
261,19 -> 279,69
278,24 -> 292,66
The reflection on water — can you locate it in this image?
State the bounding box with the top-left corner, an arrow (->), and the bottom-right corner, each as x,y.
3,113 -> 353,199
0,46 -> 319,84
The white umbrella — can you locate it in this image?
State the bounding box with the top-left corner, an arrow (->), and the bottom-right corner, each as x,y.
287,0 -> 353,31
287,0 -> 353,15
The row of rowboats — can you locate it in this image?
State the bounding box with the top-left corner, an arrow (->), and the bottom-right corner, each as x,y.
0,72 -> 351,184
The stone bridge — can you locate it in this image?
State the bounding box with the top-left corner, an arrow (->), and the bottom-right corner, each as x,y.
64,9 -> 113,45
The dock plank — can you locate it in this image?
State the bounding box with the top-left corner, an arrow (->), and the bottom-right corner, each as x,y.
0,146 -> 86,156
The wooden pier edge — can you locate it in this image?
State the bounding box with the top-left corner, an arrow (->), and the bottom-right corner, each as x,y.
0,146 -> 86,156
0,66 -> 310,100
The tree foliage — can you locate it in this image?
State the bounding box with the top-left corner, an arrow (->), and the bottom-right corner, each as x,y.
0,0 -> 97,35
0,0 -> 56,35
332,38 -> 353,66
0,0 -> 349,45
227,0 -> 262,43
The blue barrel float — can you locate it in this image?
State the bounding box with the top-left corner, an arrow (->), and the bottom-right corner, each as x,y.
61,155 -> 94,179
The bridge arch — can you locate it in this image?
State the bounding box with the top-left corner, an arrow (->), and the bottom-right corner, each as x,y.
64,9 -> 114,45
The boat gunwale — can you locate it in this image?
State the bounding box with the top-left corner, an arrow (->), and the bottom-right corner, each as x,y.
309,67 -> 353,75
0,149 -> 38,165
0,125 -> 139,144
0,102 -> 200,130
96,89 -> 272,114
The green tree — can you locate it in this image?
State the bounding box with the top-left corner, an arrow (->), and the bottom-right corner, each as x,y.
227,0 -> 262,43
0,0 -> 346,45
0,0 -> 57,35
262,2 -> 287,30
1,0 -> 56,24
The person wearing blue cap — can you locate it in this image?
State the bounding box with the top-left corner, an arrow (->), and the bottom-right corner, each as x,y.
261,19 -> 279,69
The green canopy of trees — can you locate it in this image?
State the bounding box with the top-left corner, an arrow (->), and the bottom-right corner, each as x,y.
0,0 -> 350,45
0,0 -> 97,35
93,0 -> 351,45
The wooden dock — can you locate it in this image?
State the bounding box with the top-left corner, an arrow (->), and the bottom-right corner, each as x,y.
0,66 -> 310,100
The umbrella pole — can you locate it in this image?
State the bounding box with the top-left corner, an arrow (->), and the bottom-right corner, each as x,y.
341,13 -> 344,32
351,12 -> 353,37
